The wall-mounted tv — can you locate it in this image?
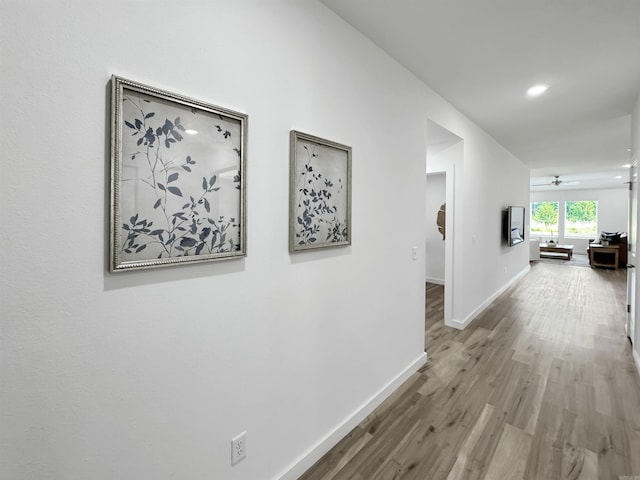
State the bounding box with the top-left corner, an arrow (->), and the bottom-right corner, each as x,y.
506,206 -> 525,246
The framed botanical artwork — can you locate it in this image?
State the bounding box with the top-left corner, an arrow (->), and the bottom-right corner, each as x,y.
110,75 -> 247,272
289,130 -> 352,252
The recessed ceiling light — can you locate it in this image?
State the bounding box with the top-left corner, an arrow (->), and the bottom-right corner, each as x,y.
527,84 -> 549,97
185,129 -> 198,135
623,163 -> 632,168
616,175 -> 623,179
627,148 -> 632,152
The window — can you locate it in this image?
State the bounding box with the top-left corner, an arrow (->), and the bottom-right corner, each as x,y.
565,200 -> 598,237
530,201 -> 559,236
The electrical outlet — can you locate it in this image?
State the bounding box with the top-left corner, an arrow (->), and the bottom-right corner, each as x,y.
231,431 -> 247,465
412,246 -> 418,261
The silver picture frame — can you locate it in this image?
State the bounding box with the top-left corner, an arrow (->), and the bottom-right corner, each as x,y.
289,130 -> 352,252
110,76 -> 247,272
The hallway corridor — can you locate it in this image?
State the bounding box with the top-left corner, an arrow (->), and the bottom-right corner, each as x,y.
300,263 -> 640,479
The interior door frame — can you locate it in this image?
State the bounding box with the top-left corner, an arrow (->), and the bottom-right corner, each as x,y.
627,161 -> 637,342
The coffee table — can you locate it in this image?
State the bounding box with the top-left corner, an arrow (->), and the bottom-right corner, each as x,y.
539,243 -> 574,260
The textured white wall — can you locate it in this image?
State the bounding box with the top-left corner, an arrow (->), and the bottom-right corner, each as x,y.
0,1 -> 530,479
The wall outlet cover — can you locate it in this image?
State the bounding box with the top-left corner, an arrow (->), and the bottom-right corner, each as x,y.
231,431 -> 247,465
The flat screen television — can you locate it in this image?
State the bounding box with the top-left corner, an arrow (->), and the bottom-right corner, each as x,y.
506,206 -> 525,246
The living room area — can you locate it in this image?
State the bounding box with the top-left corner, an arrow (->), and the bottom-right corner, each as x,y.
529,186 -> 629,269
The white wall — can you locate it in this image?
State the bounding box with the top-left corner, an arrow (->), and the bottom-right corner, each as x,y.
462,134 -> 530,327
530,188 -> 628,254
426,174 -> 446,283
0,1 -> 531,479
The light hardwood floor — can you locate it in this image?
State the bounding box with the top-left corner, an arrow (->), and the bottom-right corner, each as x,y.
299,262 -> 640,480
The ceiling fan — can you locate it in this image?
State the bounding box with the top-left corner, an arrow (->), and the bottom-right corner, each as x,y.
532,175 -> 580,187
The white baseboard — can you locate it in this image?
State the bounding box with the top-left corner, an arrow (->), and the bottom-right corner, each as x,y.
276,352 -> 428,480
447,264 -> 531,330
425,276 -> 445,285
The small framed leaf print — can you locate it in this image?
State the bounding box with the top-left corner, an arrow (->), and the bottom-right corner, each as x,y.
110,76 -> 247,271
289,130 -> 352,252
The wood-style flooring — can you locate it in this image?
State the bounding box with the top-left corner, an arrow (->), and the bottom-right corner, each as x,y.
299,262 -> 640,480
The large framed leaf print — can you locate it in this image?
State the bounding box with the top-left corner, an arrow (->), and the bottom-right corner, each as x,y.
110,76 -> 247,271
289,130 -> 352,252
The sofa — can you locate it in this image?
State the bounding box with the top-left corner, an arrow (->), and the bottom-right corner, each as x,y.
587,232 -> 627,268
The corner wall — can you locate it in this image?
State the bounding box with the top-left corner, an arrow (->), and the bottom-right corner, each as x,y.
0,1 -> 530,479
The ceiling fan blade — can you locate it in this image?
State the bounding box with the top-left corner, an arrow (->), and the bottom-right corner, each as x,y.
532,175 -> 561,187
531,179 -> 580,187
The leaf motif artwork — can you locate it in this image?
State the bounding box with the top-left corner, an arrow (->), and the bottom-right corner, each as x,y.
289,131 -> 351,252
110,76 -> 246,271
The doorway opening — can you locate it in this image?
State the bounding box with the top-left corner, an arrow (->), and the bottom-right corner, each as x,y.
426,120 -> 462,332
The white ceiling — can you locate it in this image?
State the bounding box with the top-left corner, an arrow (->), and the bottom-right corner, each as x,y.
320,0 -> 640,191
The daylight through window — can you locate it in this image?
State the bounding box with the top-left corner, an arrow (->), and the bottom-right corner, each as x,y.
530,201 -> 559,237
565,200 -> 598,237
